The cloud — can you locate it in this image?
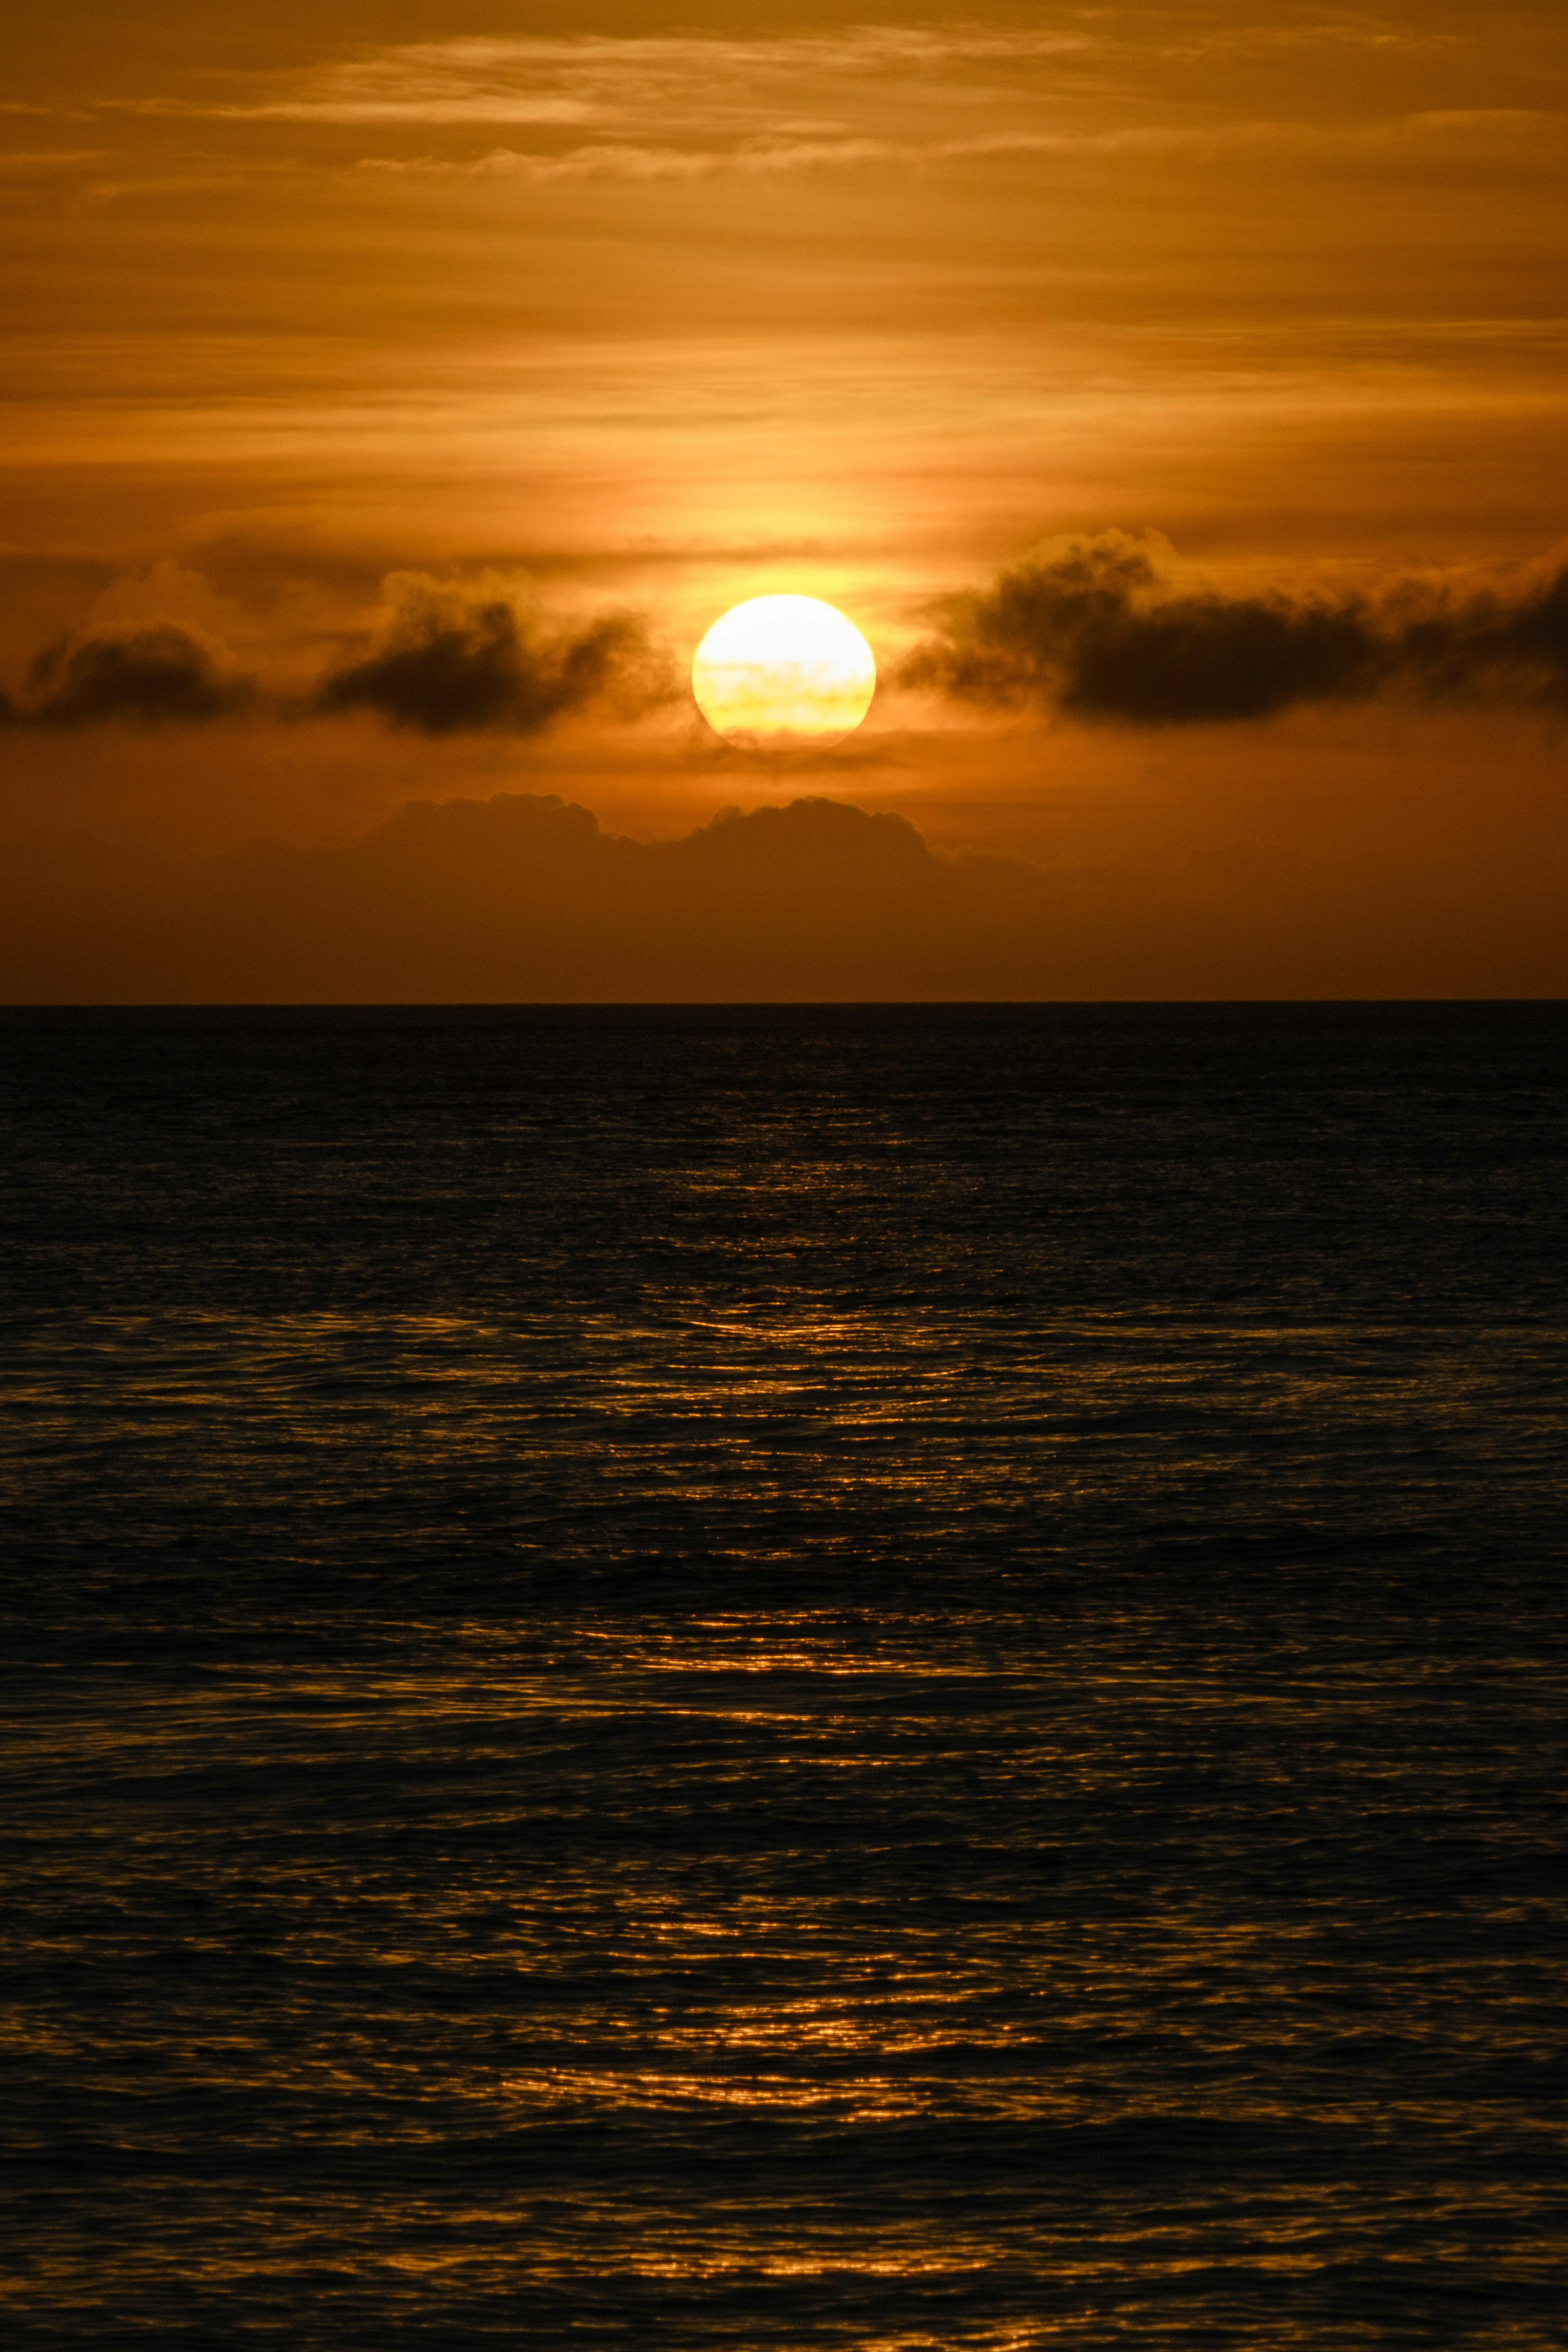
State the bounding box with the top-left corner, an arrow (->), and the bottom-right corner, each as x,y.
98,21 -> 1553,210
356,125 -> 1191,185
903,534 -> 1568,726
0,792 -> 1030,1002
1394,564 -> 1568,701
677,797 -> 931,874
346,104 -> 1568,198
10,786 -> 1562,1005
360,136 -> 904,184
113,19 -> 1476,165
18,548 -> 1568,742
313,575 -> 675,735
136,28 -> 1096,128
0,150 -> 111,173
4,574 -> 673,735
23,625 -> 256,726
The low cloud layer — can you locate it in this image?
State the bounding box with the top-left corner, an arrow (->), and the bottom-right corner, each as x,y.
4,790 -> 1561,1003
1,794 -> 1020,1001
904,534 -> 1568,725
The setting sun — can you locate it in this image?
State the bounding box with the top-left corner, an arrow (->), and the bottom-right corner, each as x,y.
691,595 -> 876,753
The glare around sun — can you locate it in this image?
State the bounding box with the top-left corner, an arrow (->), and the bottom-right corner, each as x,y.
691,595 -> 876,753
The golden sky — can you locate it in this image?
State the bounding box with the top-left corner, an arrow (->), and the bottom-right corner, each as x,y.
4,2 -> 1566,997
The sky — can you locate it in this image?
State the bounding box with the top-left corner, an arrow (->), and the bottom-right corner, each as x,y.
4,1 -> 1566,998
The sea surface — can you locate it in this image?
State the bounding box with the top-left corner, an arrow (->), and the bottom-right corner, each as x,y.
2,1003 -> 1565,2348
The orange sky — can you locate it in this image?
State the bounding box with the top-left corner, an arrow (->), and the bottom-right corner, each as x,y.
3,2 -> 1566,997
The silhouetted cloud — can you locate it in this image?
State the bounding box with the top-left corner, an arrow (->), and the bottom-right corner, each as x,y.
677,797 -> 931,873
313,578 -> 675,734
4,791 -> 1564,1003
5,577 -> 675,735
16,546 -> 1568,740
24,625 -> 256,726
903,533 -> 1568,725
1395,562 -> 1568,704
0,793 -> 1000,1001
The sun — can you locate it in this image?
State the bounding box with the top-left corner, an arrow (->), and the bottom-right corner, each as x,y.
691,595 -> 876,753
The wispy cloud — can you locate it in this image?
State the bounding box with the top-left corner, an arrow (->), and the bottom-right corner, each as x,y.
129,28 -> 1099,129
106,15 -> 1471,141
358,132 -> 1068,185
87,20 -> 1549,203
0,149 -> 110,171
354,107 -> 1566,189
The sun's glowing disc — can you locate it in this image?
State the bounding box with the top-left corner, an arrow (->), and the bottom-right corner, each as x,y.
691,595 -> 876,752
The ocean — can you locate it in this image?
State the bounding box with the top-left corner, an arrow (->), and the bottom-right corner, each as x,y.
3,1003 -> 1565,2346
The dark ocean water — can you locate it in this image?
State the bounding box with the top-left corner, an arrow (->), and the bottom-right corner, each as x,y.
3,1003 -> 1566,2349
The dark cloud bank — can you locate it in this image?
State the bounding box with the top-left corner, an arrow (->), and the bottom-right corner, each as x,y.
4,793 -> 1563,1001
2,587 -> 672,733
7,541 -> 1568,736
314,591 -> 673,734
10,626 -> 256,728
902,534 -> 1568,725
4,798 -> 1027,1001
